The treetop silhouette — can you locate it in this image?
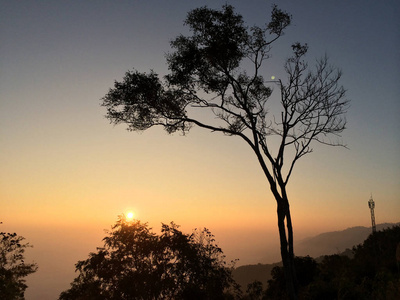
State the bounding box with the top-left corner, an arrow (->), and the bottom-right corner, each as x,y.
59,217 -> 240,299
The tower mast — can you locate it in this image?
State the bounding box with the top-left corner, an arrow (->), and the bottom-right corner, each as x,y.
368,195 -> 376,234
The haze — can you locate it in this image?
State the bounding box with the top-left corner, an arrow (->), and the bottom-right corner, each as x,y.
1,1 -> 399,299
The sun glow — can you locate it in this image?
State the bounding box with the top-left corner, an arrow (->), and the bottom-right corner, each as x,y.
126,211 -> 134,220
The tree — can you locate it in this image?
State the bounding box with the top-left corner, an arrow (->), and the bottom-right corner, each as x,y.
59,216 -> 240,300
264,256 -> 318,300
245,280 -> 264,300
0,226 -> 38,300
349,226 -> 400,299
101,5 -> 348,299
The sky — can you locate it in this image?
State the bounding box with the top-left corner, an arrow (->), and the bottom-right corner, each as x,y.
1,0 -> 399,299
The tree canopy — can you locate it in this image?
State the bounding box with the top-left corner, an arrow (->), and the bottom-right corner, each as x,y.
0,227 -> 38,300
59,217 -> 240,300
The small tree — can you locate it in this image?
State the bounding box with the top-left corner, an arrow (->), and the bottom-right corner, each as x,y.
101,5 -> 349,299
59,216 -> 240,300
265,256 -> 318,300
0,227 -> 38,300
246,280 -> 264,300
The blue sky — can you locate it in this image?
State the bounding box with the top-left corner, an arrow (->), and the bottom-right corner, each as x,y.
1,1 -> 399,299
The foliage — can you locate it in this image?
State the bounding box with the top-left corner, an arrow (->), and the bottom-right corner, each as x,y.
59,217 -> 241,300
262,226 -> 400,300
245,280 -> 264,300
263,256 -> 318,300
101,4 -> 349,299
101,4 -> 348,174
0,227 -> 38,300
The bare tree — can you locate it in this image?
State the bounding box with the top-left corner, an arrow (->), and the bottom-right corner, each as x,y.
101,5 -> 349,299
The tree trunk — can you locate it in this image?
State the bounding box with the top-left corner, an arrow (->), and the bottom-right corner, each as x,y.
277,198 -> 298,300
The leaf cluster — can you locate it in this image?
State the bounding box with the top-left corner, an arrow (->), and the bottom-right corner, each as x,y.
0,230 -> 38,300
102,70 -> 190,133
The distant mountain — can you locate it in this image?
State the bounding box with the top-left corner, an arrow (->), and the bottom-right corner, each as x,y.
295,222 -> 399,258
233,222 -> 399,290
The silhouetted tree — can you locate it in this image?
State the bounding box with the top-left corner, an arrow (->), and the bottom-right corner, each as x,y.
59,216 -> 240,300
264,256 -> 318,300
245,280 -> 264,300
350,226 -> 400,299
0,226 -> 38,300
101,5 -> 349,299
305,254 -> 353,299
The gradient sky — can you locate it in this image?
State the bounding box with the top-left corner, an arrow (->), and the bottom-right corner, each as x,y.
1,1 -> 399,299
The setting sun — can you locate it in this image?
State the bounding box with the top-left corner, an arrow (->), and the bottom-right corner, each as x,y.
126,212 -> 134,220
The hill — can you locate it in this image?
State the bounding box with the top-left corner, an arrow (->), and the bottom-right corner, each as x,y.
295,222 -> 399,258
232,262 -> 281,291
232,222 -> 399,290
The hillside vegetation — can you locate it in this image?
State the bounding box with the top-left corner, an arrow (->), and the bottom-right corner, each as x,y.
235,224 -> 400,299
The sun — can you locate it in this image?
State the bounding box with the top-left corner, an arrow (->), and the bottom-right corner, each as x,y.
126,211 -> 134,221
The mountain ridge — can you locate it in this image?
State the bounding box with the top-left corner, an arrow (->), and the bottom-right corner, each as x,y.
232,222 -> 399,290
295,222 -> 399,258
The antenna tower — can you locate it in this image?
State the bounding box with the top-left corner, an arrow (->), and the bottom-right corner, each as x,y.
368,195 -> 376,234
